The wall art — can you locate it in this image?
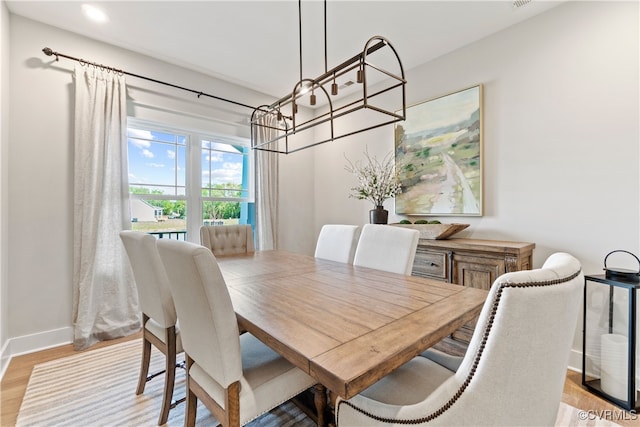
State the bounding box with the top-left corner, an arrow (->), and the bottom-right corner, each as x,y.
395,84 -> 483,216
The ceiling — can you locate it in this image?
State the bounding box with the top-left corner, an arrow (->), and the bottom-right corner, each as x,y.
7,1 -> 564,99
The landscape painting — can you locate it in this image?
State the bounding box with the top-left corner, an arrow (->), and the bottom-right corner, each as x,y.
395,85 -> 483,216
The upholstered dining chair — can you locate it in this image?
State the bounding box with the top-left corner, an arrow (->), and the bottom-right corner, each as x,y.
200,224 -> 255,256
156,239 -> 318,427
314,224 -> 360,264
353,224 -> 420,275
119,231 -> 183,426
335,252 -> 584,426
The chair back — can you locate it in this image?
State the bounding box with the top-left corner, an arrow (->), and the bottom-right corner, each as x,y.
157,239 -> 243,388
200,224 -> 255,256
119,231 -> 176,328
444,252 -> 584,425
353,224 -> 420,275
315,224 -> 360,264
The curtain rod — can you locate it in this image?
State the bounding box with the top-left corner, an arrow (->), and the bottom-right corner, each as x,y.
42,47 -> 258,112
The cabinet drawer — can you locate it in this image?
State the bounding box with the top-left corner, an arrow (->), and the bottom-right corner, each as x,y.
412,249 -> 448,281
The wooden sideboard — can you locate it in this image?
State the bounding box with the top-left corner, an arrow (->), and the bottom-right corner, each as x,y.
411,238 -> 535,342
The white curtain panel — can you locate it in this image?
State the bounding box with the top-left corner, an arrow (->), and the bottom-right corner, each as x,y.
72,65 -> 140,350
253,114 -> 279,250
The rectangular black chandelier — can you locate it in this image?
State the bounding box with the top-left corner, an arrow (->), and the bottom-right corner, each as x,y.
250,1 -> 406,155
251,36 -> 406,155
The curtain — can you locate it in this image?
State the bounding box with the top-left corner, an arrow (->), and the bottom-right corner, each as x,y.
253,114 -> 279,250
72,64 -> 140,350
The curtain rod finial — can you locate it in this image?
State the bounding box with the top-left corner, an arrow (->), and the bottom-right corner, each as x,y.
42,47 -> 59,62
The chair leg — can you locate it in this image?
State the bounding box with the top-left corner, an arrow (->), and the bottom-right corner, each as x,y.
137,317 -> 152,395
158,326 -> 177,425
185,355 -> 197,427
225,381 -> 241,427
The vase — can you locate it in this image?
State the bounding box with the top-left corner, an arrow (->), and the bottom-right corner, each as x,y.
369,206 -> 389,224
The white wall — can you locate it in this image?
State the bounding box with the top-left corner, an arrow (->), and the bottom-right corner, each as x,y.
316,1 -> 639,267
3,1 -> 639,378
5,14 -> 313,356
313,0 -> 639,373
1,0 -> 11,377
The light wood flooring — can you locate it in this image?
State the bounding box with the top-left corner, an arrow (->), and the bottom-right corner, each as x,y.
1,333 -> 637,427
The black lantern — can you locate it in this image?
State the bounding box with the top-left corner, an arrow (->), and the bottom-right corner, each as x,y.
582,250 -> 640,411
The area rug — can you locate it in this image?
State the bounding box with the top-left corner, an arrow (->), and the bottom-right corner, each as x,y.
15,339 -> 313,426
16,339 -> 620,426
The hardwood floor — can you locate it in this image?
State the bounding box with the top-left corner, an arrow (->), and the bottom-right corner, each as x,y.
1,333 -> 637,427
562,370 -> 638,427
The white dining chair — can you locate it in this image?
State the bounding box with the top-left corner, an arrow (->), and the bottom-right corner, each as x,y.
200,224 -> 255,256
314,224 -> 360,264
119,231 -> 183,426
156,239 -> 318,427
353,224 -> 420,275
335,252 -> 584,426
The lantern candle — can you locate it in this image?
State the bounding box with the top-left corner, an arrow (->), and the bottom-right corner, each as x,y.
600,333 -> 628,401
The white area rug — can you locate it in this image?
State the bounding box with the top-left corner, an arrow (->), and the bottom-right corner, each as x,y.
16,339 -> 313,426
16,339 -> 621,426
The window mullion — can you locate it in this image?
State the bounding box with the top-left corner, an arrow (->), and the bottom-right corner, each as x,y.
186,133 -> 201,243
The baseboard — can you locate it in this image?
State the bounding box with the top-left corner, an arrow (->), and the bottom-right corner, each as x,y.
568,348 -> 583,374
569,347 -> 640,394
3,326 -> 73,366
0,338 -> 10,380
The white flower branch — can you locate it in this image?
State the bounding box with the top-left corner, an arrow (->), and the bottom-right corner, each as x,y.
345,149 -> 402,207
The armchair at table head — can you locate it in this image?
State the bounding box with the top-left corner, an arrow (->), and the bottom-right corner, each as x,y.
353,224 -> 420,275
336,252 -> 584,426
119,230 -> 183,426
315,224 -> 361,264
200,224 -> 255,256
156,239 -> 317,427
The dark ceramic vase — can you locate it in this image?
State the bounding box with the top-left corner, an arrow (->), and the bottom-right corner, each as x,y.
369,205 -> 389,224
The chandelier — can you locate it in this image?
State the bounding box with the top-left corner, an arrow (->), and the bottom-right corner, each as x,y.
250,0 -> 406,154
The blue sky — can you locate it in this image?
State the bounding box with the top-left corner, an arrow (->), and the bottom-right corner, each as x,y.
127,128 -> 245,194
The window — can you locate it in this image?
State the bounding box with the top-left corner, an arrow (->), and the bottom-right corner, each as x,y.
126,120 -> 254,241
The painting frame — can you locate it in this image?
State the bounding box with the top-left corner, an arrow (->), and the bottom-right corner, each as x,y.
394,84 -> 483,216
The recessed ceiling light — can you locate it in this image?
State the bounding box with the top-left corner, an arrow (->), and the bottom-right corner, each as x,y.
81,4 -> 109,23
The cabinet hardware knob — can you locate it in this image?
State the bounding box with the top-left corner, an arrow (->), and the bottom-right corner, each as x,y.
430,262 -> 437,267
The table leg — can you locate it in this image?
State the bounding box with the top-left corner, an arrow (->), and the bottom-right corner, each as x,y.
314,384 -> 327,427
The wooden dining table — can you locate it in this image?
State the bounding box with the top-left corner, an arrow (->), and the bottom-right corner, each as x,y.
216,250 -> 488,405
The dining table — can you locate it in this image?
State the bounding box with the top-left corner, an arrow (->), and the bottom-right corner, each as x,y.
216,250 -> 488,424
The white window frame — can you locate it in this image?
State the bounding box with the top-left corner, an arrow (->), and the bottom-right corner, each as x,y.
127,118 -> 254,242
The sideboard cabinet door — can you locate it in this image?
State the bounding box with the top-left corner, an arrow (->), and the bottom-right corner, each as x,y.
412,238 -> 535,343
452,253 -> 505,291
